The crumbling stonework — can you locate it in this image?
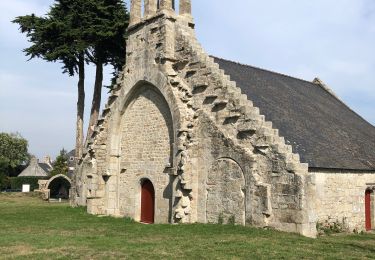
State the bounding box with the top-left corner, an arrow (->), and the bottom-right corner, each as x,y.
206,158 -> 245,225
37,174 -> 72,200
71,0 -> 375,238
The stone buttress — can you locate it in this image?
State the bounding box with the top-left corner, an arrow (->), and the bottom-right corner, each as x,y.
72,0 -> 317,237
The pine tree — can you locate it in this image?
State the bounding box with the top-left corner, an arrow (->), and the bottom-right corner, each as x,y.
82,0 -> 129,141
13,5 -> 88,159
50,149 -> 69,176
13,0 -> 129,159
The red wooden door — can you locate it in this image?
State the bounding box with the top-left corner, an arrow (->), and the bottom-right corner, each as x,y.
365,190 -> 372,231
141,180 -> 155,224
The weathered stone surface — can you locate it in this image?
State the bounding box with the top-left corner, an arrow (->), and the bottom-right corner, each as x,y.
117,86 -> 173,223
71,1 -> 375,238
313,170 -> 375,232
69,1 -> 315,237
36,174 -> 72,201
206,158 -> 245,225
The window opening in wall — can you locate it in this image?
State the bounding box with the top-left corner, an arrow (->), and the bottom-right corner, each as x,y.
141,0 -> 145,17
173,0 -> 179,12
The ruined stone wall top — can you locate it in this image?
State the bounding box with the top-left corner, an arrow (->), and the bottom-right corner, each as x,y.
130,0 -> 192,26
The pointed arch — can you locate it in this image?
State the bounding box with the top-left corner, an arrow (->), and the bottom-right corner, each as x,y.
206,158 -> 246,225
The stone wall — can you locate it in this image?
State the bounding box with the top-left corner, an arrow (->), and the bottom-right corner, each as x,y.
116,86 -> 174,223
72,4 -> 317,237
206,158 -> 245,225
312,169 -> 375,231
173,22 -> 316,236
191,114 -> 314,235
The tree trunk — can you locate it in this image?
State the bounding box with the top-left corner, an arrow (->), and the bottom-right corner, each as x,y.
86,62 -> 103,143
75,54 -> 85,159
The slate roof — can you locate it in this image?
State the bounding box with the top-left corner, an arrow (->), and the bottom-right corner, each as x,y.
18,157 -> 50,177
67,149 -> 76,178
214,57 -> 375,170
38,163 -> 52,174
67,149 -> 75,158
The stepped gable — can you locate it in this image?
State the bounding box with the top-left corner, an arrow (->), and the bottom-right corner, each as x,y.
213,56 -> 375,170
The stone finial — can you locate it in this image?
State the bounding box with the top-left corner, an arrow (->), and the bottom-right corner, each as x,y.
144,0 -> 157,17
130,0 -> 142,25
43,155 -> 51,164
159,0 -> 173,10
312,77 -> 340,100
30,156 -> 38,165
312,77 -> 324,86
179,0 -> 192,15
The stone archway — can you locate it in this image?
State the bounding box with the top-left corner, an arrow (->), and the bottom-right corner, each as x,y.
99,66 -> 184,220
46,174 -> 72,200
206,158 -> 245,225
114,83 -> 174,223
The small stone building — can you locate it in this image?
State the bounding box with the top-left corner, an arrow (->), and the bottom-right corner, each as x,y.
18,156 -> 52,177
37,174 -> 72,200
72,0 -> 375,237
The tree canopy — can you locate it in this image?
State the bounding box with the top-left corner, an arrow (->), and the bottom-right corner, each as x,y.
13,0 -> 129,158
0,133 -> 29,170
50,149 -> 69,176
13,8 -> 83,76
13,0 -> 128,75
0,133 -> 29,177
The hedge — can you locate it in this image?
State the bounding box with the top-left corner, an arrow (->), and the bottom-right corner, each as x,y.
9,177 -> 47,191
0,173 -> 10,190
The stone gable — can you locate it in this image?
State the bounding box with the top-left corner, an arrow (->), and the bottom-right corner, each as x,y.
72,0 -> 375,237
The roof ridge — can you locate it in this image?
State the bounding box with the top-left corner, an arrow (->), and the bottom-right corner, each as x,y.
311,78 -> 375,129
210,55 -> 316,85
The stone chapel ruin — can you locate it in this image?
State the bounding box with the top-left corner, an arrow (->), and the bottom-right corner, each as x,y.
72,0 -> 375,237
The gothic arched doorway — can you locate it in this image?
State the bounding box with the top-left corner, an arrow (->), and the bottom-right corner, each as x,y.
365,189 -> 373,231
141,179 -> 155,224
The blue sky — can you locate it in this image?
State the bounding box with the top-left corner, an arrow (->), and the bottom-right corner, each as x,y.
0,0 -> 374,159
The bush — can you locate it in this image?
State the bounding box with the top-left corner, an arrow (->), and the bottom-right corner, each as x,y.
9,177 -> 47,191
0,173 -> 10,190
218,213 -> 224,225
316,218 -> 349,236
228,215 -> 236,225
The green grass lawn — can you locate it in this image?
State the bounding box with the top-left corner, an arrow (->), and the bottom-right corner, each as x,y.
0,193 -> 374,259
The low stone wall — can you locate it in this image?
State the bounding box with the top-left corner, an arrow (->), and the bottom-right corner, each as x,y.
312,169 -> 375,232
